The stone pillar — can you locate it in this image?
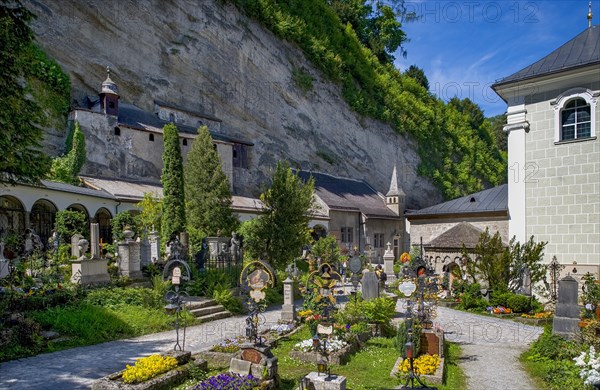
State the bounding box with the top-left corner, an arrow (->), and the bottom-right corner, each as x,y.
281,277 -> 296,322
383,242 -> 396,284
552,275 -> 580,340
361,269 -> 379,300
71,234 -> 84,258
90,223 -> 100,260
149,230 -> 160,263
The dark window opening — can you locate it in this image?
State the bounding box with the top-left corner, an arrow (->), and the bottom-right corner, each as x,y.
114,127 -> 121,136
108,101 -> 115,109
213,144 -> 217,150
232,144 -> 249,169
182,139 -> 188,146
149,134 -> 155,142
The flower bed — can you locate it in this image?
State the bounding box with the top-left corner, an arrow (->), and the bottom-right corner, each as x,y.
390,354 -> 445,385
92,351 -> 202,390
194,373 -> 260,390
289,336 -> 358,365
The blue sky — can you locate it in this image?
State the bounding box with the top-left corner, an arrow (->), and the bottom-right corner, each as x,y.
393,0 -> 598,117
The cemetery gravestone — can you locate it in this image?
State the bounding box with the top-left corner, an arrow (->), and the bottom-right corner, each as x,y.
281,277 -> 296,322
71,234 -> 110,285
361,269 -> 379,300
552,275 -> 580,340
149,230 -> 160,263
383,242 -> 396,284
71,233 -> 83,258
90,223 -> 100,260
117,229 -> 143,279
140,237 -> 151,268
0,242 -> 9,279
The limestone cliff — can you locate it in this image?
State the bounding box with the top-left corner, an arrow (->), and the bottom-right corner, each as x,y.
25,0 -> 442,208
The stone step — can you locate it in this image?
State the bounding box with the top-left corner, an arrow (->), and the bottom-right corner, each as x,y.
195,310 -> 233,323
189,304 -> 228,317
183,298 -> 220,310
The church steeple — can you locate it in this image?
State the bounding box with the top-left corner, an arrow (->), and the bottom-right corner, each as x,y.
99,66 -> 119,116
588,1 -> 593,28
386,165 -> 405,215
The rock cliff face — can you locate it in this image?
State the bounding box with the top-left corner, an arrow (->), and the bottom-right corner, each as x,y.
25,0 -> 442,208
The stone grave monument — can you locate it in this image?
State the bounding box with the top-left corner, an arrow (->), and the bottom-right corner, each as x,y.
552,275 -> 580,340
117,228 -> 143,279
361,269 -> 379,300
281,276 -> 296,322
90,223 -> 100,259
383,242 -> 396,284
140,236 -> 151,268
149,230 -> 160,263
71,233 -> 83,258
70,233 -> 110,285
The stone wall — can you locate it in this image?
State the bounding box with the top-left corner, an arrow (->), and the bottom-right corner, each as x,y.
24,0 -> 442,208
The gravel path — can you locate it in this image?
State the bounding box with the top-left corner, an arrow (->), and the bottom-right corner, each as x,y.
396,300 -> 543,390
0,303 -> 287,390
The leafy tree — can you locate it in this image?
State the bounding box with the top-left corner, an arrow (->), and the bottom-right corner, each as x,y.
404,65 -> 429,90
110,211 -> 139,241
448,97 -> 485,130
310,235 -> 340,265
245,161 -> 315,269
0,0 -> 52,184
184,125 -> 238,249
135,192 -> 162,237
54,209 -> 87,242
488,114 -> 508,153
464,229 -> 547,292
48,121 -> 86,185
330,0 -> 415,63
160,123 -> 186,243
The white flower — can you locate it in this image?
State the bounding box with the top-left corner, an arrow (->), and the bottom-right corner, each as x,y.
574,346 -> 600,385
585,303 -> 594,310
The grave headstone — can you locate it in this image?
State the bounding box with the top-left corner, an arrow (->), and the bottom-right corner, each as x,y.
71,235 -> 109,285
361,269 -> 379,300
552,275 -> 580,340
149,230 -> 160,263
71,234 -> 83,258
117,229 -> 143,279
140,237 -> 151,268
281,277 -> 296,321
383,242 -> 396,284
304,372 -> 347,390
90,223 -> 100,260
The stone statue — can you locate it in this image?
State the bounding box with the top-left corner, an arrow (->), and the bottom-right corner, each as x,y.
230,232 -> 241,262
24,229 -> 43,254
77,238 -> 89,260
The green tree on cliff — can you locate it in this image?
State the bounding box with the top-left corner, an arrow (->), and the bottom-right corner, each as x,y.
160,123 -> 186,244
184,125 -> 238,249
49,121 -> 86,185
0,0 -> 51,184
245,161 -> 314,269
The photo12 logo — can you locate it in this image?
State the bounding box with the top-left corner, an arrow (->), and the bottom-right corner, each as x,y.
403,1 -> 540,24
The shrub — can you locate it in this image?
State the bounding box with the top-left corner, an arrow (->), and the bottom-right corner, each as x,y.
212,283 -> 243,314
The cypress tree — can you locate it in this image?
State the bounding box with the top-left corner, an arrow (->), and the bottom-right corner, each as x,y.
184,125 -> 238,248
160,123 -> 186,243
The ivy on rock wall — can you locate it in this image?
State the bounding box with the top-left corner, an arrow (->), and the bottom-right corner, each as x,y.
231,0 -> 506,199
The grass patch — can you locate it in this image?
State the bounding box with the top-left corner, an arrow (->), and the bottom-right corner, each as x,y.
29,303 -> 191,352
438,342 -> 467,390
291,68 -> 313,93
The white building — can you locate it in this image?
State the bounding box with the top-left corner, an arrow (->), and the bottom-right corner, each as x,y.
492,24 -> 600,276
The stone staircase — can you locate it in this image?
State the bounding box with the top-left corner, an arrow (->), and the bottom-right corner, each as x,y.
184,297 -> 233,323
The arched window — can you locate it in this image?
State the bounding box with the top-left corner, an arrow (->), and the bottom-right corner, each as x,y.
552,88 -> 597,143
149,133 -> 155,142
114,127 -> 121,136
182,138 -> 188,146
561,98 -> 591,141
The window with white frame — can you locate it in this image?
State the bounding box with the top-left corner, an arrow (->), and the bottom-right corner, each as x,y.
552,88 -> 598,143
561,98 -> 591,140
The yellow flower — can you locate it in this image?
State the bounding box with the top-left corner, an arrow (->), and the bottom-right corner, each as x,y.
122,355 -> 178,384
